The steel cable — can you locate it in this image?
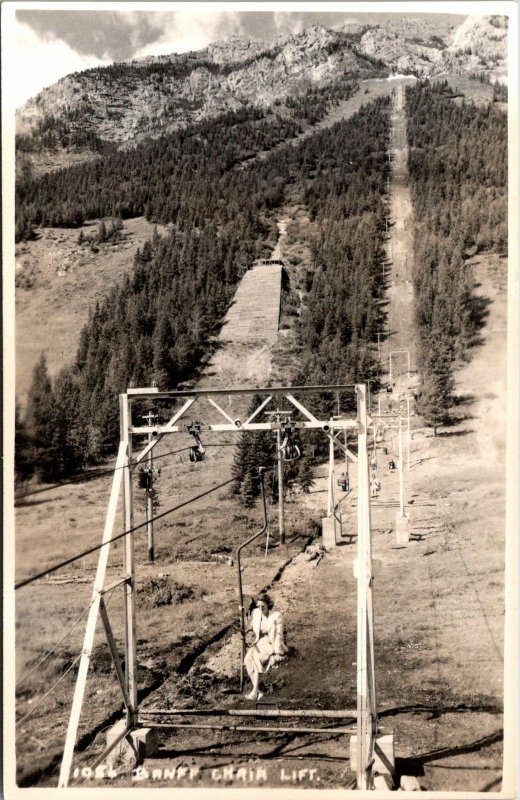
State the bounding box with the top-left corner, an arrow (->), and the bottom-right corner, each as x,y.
14,443 -> 238,501
15,588 -> 117,728
15,449 -> 279,591
16,600 -> 94,689
15,654 -> 82,729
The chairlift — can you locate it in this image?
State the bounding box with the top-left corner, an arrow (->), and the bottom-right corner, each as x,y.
189,446 -> 205,462
138,466 -> 160,490
138,468 -> 151,490
283,441 -> 301,462
337,475 -> 350,492
281,433 -> 301,462
189,430 -> 206,462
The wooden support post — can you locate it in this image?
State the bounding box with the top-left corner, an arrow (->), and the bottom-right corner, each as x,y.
58,441 -> 127,787
146,455 -> 154,562
355,384 -> 375,790
134,396 -> 197,464
99,597 -> 132,711
276,426 -> 285,545
142,408 -> 159,563
398,411 -> 405,516
285,393 -> 357,461
406,396 -> 411,470
121,394 -> 138,728
327,431 -> 335,518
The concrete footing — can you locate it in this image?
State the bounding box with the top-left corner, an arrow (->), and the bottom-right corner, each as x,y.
131,727 -> 159,761
395,512 -> 410,545
321,517 -> 336,550
374,773 -> 394,790
349,733 -> 395,780
400,775 -> 422,790
106,720 -> 158,767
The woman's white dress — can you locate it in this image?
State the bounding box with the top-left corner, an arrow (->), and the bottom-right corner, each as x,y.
244,609 -> 287,676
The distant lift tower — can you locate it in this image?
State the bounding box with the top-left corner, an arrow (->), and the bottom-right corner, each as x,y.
57,383 -> 389,790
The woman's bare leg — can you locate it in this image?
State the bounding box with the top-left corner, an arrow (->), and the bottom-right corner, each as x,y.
246,670 -> 260,699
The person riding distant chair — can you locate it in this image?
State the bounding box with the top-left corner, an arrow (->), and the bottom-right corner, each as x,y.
370,474 -> 381,498
244,593 -> 288,701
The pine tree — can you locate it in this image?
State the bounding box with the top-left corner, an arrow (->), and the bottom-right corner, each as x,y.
232,396 -> 276,505
53,367 -> 86,474
25,354 -> 59,480
96,219 -> 108,244
297,458 -> 315,493
416,372 -> 452,435
15,400 -> 34,483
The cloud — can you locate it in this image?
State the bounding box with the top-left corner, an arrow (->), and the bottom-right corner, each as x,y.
16,10 -> 165,61
271,10 -> 367,38
131,10 -> 246,59
13,21 -> 111,107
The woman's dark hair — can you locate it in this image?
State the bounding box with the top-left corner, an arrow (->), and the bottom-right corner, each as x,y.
255,592 -> 274,610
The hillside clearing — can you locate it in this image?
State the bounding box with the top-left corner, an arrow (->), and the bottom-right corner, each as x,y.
15,217 -> 169,407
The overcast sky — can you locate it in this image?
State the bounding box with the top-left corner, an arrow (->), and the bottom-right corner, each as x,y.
8,4 -> 467,108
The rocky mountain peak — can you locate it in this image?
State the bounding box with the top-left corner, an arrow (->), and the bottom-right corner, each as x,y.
205,34 -> 273,64
15,14 -> 509,167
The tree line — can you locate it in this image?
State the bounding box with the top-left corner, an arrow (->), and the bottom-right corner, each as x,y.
17,97 -> 390,486
406,80 -> 507,428
15,75 -> 366,240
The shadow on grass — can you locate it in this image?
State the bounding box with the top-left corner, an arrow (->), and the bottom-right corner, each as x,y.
452,393 -> 476,408
435,429 -> 475,438
394,728 -> 503,781
157,728 -> 349,763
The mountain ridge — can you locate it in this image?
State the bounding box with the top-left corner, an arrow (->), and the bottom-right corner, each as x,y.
15,15 -> 507,167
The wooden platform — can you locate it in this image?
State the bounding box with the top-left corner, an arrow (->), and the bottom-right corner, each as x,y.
219,264 -> 282,343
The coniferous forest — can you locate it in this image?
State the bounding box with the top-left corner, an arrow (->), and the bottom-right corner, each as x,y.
17,97 -> 390,482
17,80 -> 507,484
406,81 -> 507,427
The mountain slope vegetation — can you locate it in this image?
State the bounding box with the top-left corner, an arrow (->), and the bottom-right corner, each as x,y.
15,75 -> 361,238
406,80 -> 507,426
19,97 -> 390,480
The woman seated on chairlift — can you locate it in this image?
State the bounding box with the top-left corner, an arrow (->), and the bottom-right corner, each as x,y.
244,592 -> 288,701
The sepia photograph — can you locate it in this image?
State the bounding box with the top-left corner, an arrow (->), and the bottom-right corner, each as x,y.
2,1 -> 518,795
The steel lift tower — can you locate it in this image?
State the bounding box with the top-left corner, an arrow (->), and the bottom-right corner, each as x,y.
57,384 -> 387,789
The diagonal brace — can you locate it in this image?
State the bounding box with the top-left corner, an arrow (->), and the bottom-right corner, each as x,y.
99,596 -> 132,712
134,397 -> 197,464
285,394 -> 358,462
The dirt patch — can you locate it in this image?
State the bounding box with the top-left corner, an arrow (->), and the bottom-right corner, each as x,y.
137,577 -> 205,609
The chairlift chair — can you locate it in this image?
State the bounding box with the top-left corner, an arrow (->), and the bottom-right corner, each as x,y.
282,440 -> 301,462
189,429 -> 206,462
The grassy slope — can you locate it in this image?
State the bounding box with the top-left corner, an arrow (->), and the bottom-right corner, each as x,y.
15,217 -> 168,406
